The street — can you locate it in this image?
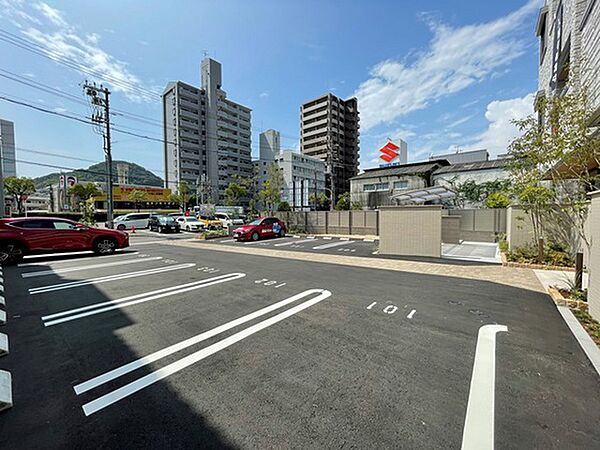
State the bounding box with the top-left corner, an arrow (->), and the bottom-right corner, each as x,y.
0,232 -> 599,449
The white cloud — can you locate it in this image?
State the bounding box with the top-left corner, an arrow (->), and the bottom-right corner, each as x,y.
472,93 -> 534,156
259,91 -> 269,99
5,1 -> 151,102
33,2 -> 67,27
354,0 -> 540,131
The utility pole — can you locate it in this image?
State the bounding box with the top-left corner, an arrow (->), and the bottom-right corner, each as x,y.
84,81 -> 114,228
0,134 -> 5,218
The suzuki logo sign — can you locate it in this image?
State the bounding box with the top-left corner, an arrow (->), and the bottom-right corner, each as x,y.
379,141 -> 400,163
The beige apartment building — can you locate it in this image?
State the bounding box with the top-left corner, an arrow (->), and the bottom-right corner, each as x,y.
300,93 -> 359,203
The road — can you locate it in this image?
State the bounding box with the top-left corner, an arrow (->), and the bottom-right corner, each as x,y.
0,232 -> 599,449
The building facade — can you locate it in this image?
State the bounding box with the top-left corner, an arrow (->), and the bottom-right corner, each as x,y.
535,0 -> 600,124
162,57 -> 253,203
350,160 -> 450,209
275,151 -> 326,210
300,93 -> 359,202
432,159 -> 509,188
259,129 -> 280,161
429,148 -> 489,165
0,119 -> 16,178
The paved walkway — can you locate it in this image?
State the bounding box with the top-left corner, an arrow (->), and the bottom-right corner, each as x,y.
170,240 -> 544,293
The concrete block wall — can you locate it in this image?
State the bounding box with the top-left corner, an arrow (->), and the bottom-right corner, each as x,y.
379,206 -> 442,257
588,191 -> 600,321
442,216 -> 460,244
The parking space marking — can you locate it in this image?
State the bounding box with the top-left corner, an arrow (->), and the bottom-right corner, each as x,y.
313,240 -> 354,250
130,240 -> 170,246
18,251 -> 140,267
274,239 -> 313,247
243,240 -> 271,245
21,257 -> 164,278
461,324 -> 508,450
28,263 -> 196,295
79,288 -> 332,416
407,309 -> 416,319
220,239 -> 235,243
42,272 -> 246,327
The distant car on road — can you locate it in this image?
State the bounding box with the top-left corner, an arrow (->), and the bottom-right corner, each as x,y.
112,213 -> 151,230
214,212 -> 244,228
175,216 -> 204,232
0,217 -> 129,264
148,215 -> 181,233
232,217 -> 286,241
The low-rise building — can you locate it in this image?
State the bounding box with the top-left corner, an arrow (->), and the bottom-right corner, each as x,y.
429,148 -> 489,165
350,160 -> 450,209
275,151 -> 326,210
432,159 -> 509,187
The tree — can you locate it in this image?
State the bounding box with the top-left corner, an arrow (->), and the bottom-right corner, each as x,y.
127,190 -> 149,212
224,176 -> 250,207
69,183 -> 100,202
335,192 -> 351,210
277,201 -> 291,211
447,178 -> 512,208
4,176 -> 35,214
258,163 -> 284,213
484,192 -> 510,208
79,198 -> 96,225
171,181 -> 191,211
508,87 -> 600,257
309,192 -> 331,211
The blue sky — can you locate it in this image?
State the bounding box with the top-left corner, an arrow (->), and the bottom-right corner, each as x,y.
0,0 -> 542,179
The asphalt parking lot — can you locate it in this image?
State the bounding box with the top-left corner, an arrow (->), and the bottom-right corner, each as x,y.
0,232 -> 599,449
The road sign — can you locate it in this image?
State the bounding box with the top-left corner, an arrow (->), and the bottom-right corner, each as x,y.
67,176 -> 77,188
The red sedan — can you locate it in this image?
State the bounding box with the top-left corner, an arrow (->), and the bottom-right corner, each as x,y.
0,217 -> 129,264
232,217 -> 287,241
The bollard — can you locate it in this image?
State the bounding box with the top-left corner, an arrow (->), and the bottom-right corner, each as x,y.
575,252 -> 584,291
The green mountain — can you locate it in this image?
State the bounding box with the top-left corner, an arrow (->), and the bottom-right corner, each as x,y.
32,160 -> 163,189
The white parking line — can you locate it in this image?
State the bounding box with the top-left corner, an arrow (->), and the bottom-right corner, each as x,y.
130,240 -> 169,246
461,324 -> 508,450
42,272 -> 246,327
273,239 -> 312,247
18,251 -> 139,267
243,239 -> 270,245
28,263 -> 196,295
407,309 -> 416,319
220,239 -> 235,243
21,257 -> 164,278
312,240 -> 354,250
74,288 -> 329,395
80,288 -> 332,416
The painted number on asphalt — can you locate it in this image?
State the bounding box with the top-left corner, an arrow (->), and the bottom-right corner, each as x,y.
198,266 -> 220,273
255,278 -> 286,288
367,302 -> 416,319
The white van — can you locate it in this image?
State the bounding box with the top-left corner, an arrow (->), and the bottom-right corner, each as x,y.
112,213 -> 151,230
214,212 -> 244,227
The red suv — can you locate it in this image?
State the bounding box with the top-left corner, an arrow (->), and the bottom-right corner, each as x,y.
0,217 -> 129,264
232,217 -> 286,241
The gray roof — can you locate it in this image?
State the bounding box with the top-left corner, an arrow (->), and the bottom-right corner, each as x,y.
433,159 -> 507,175
351,160 -> 450,181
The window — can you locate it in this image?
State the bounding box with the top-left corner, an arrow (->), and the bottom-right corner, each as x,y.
551,2 -> 564,87
394,180 -> 408,190
376,183 -> 389,191
10,220 -> 54,229
52,221 -> 79,230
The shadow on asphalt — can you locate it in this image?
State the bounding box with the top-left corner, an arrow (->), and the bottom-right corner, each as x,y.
0,262 -> 238,449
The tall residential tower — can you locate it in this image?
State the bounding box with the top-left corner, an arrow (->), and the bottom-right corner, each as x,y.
300,93 -> 359,202
0,119 -> 16,178
162,57 -> 252,203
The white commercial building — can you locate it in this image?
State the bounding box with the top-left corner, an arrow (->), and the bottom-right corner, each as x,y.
162,57 -> 253,203
0,119 -> 16,178
259,129 -> 280,161
275,151 -> 326,210
429,148 -> 489,165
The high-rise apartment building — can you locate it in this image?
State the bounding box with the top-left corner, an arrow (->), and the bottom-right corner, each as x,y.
300,93 -> 359,202
0,119 -> 16,178
259,129 -> 280,161
162,57 -> 252,203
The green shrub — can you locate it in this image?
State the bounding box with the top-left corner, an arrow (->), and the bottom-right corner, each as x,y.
507,241 -> 574,267
498,239 -> 509,253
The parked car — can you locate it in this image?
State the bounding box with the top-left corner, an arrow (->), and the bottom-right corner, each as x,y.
148,215 -> 181,233
232,217 -> 287,241
0,217 -> 129,264
215,212 -> 244,228
197,214 -> 223,230
112,213 -> 152,230
175,216 -> 204,232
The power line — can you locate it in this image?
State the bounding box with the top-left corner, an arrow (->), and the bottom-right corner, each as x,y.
0,28 -> 162,99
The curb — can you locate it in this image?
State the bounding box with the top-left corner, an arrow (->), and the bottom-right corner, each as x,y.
557,306 -> 600,378
289,234 -> 378,242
